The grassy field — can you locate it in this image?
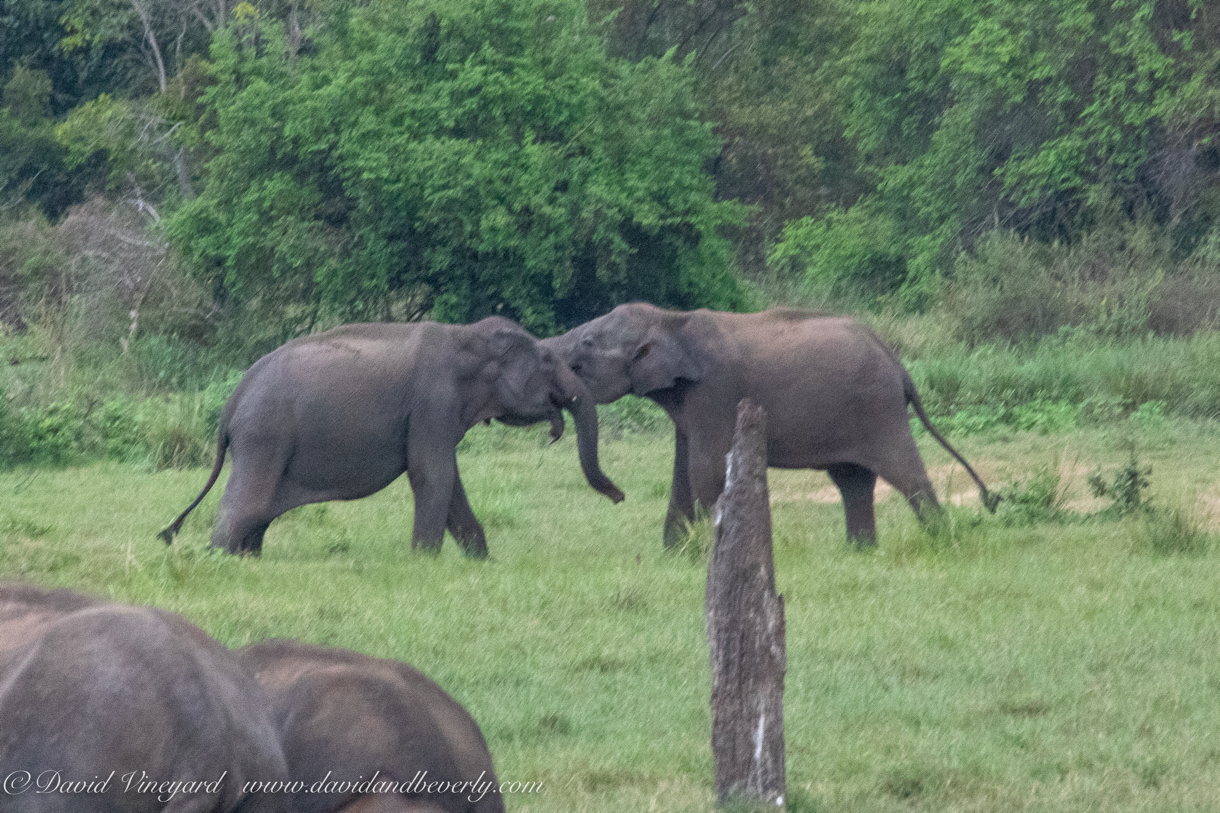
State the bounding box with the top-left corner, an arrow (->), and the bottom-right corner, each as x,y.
3,415 -> 1220,812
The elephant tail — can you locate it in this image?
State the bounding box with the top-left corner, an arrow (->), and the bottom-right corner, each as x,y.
902,370 -> 999,513
157,429 -> 229,544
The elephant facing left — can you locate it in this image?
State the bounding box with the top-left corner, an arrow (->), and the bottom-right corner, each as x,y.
160,317 -> 625,557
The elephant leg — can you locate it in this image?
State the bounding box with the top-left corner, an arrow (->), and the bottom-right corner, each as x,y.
446,473 -> 488,558
869,433 -> 942,525
212,502 -> 274,556
686,431 -> 730,520
827,463 -> 878,547
663,429 -> 696,549
406,437 -> 458,554
212,449 -> 284,556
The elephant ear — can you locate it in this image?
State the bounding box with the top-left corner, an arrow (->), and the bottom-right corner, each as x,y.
489,327 -> 539,404
627,326 -> 700,395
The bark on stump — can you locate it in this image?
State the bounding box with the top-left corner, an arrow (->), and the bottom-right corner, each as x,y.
707,398 -> 786,808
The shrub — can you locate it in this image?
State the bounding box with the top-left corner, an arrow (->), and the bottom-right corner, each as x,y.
943,230 -> 1164,346
996,464 -> 1069,525
1087,452 -> 1152,517
598,396 -> 670,438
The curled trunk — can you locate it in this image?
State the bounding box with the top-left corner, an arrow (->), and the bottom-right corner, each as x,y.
560,365 -> 625,504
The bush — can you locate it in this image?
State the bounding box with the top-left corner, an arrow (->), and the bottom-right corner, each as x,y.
943,230 -> 1163,346
995,464 -> 1069,525
1088,451 -> 1152,517
0,398 -> 87,466
598,396 -> 670,438
0,362 -> 240,471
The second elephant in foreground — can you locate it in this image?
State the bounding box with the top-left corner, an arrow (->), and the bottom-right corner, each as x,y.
549,303 -> 995,547
0,583 -> 291,813
160,317 -> 624,557
238,639 -> 504,813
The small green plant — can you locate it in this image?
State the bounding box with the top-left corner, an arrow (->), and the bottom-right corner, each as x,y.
933,404 -> 1007,436
1087,450 -> 1151,516
996,464 -> 1069,525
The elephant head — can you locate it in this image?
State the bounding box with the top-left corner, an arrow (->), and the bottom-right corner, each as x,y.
478,318 -> 624,504
548,304 -> 703,403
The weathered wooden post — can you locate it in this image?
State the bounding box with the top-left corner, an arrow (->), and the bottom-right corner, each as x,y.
706,398 -> 786,808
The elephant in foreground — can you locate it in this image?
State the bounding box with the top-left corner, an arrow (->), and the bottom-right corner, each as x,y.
548,303 -> 995,547
160,317 -> 624,557
0,581 -> 106,665
237,639 -> 504,813
0,583 -> 291,813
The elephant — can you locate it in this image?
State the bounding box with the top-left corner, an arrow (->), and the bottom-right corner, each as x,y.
0,584 -> 291,813
547,303 -> 996,547
0,581 -> 106,665
159,317 -> 624,557
237,639 -> 504,813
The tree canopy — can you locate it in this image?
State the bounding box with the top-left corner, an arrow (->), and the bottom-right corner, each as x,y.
4,0 -> 1220,336
165,0 -> 746,334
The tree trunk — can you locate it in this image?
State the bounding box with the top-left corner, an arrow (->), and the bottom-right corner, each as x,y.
707,398 -> 786,808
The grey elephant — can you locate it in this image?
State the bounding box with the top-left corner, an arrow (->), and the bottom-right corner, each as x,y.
548,303 -> 995,547
237,639 -> 504,813
160,317 -> 624,557
0,583 -> 291,813
0,582 -> 105,665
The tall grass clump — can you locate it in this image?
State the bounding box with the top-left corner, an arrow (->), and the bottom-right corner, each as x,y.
1132,502 -> 1216,555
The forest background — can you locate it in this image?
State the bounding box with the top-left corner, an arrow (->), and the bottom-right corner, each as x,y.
3,0 -> 1220,465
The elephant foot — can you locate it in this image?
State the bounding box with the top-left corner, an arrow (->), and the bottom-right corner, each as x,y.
663,517 -> 690,550
455,535 -> 489,559
411,538 -> 444,555
210,517 -> 268,556
848,531 -> 877,549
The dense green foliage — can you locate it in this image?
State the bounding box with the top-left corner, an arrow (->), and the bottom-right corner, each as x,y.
3,0 -> 1220,464
5,0 -> 1220,334
6,3 -> 1220,805
764,0 -> 1220,303
167,0 -> 745,332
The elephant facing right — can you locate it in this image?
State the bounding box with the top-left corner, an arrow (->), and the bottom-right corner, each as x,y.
547,303 -> 997,548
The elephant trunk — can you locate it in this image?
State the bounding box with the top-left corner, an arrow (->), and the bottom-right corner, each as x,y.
547,411 -> 565,443
559,364 -> 625,504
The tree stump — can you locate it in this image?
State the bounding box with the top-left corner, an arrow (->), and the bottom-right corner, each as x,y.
706,398 -> 786,808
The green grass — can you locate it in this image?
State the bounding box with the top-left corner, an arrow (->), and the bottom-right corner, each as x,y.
4,420 -> 1220,812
